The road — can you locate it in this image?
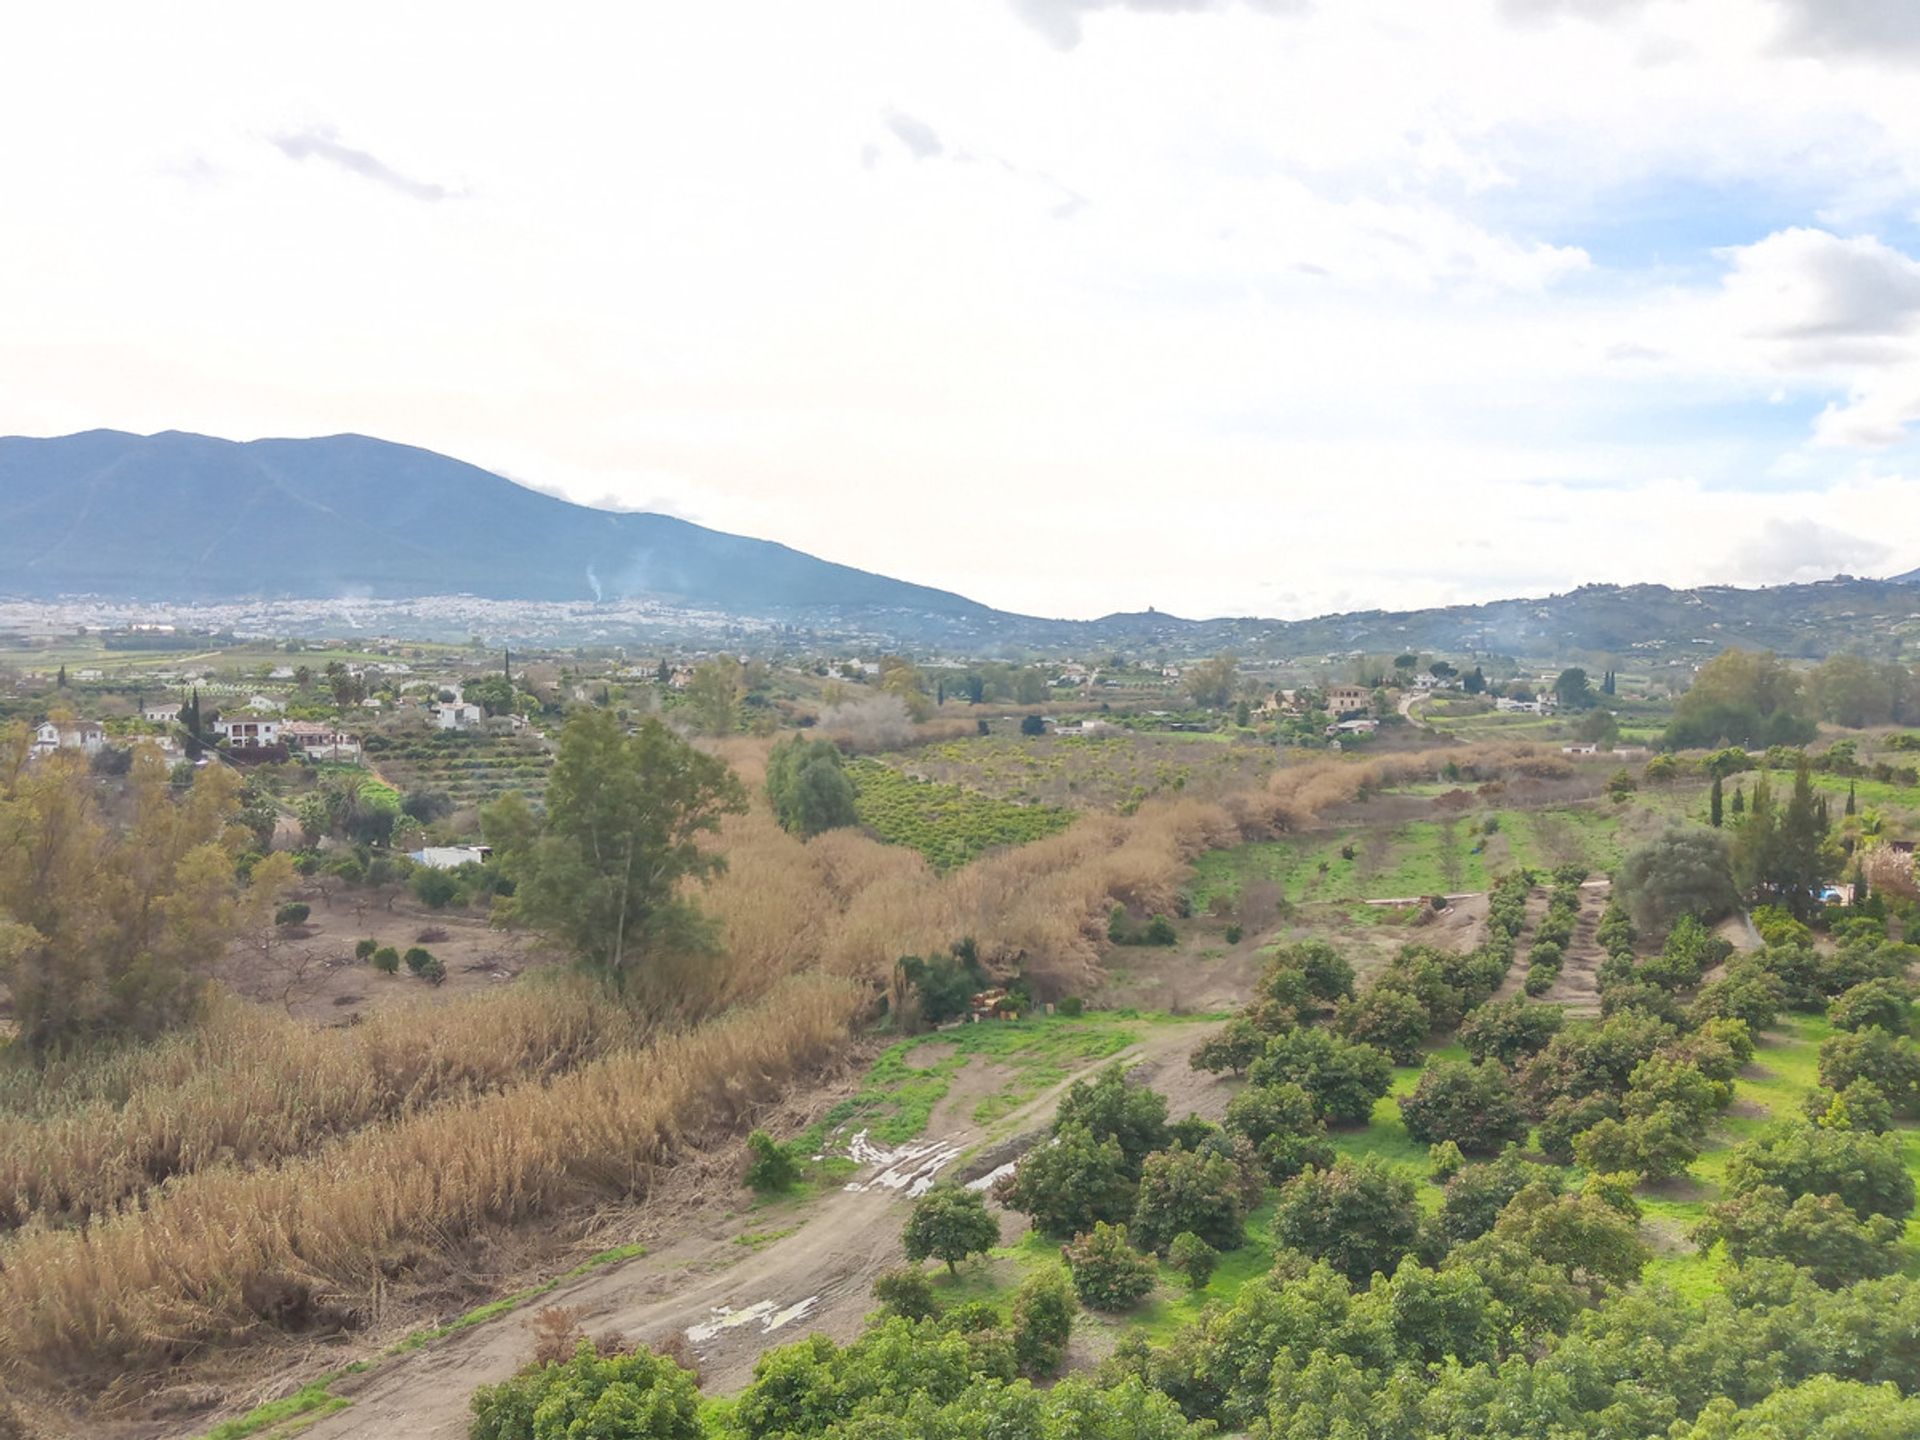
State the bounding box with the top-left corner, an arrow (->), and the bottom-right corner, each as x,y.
225,1020 -> 1228,1440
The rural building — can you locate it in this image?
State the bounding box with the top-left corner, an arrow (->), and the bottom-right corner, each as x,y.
435,701 -> 483,731
246,693 -> 286,713
410,844 -> 493,870
280,721 -> 361,761
142,701 -> 183,724
30,721 -> 106,757
1325,684 -> 1372,717
215,716 -> 281,749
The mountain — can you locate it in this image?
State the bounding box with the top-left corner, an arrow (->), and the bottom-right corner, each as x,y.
2,430 -> 1916,657
0,429 -> 995,621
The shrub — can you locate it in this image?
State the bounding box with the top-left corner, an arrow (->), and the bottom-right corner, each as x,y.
1224,924 -> 1243,944
417,956 -> 447,985
1249,1027 -> 1393,1127
903,1188 -> 1000,1275
1427,1140 -> 1465,1183
1010,1266 -> 1076,1375
371,945 -> 400,974
411,866 -> 460,909
274,902 -> 310,927
354,937 -> 378,961
897,940 -> 985,1025
871,1267 -> 938,1321
468,1340 -> 701,1440
1399,1061 -> 1528,1155
1167,1231 -> 1218,1290
1130,1145 -> 1245,1254
1061,1222 -> 1156,1311
1273,1157 -> 1422,1284
745,1130 -> 801,1192
403,946 -> 434,975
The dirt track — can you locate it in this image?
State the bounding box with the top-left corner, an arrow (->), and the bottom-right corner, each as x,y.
241,1020 -> 1227,1440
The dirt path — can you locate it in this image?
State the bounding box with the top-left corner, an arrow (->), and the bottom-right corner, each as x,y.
251,1020 -> 1224,1440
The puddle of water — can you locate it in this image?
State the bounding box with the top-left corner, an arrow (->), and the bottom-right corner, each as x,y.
964,1160 -> 1016,1192
841,1129 -> 964,1197
686,1295 -> 822,1345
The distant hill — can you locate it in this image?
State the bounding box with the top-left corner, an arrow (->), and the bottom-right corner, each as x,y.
2,430 -> 1916,657
0,430 -> 996,621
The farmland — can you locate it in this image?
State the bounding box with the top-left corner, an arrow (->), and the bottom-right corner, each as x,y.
360,726 -> 553,809
885,732 -> 1281,812
846,757 -> 1076,869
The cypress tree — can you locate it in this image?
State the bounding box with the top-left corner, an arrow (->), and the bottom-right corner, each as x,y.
1709,774 -> 1724,827
1846,781 -> 1857,817
1731,783 -> 1745,816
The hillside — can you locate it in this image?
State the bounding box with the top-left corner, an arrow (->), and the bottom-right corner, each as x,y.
0,430 -> 993,621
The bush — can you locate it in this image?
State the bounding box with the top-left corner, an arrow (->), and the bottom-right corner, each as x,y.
898,942 -> 986,1025
1427,1140 -> 1465,1183
354,937 -> 378,960
1167,1231 -> 1218,1290
1061,1222 -> 1157,1310
1273,1157 -> 1422,1284
1190,1017 -> 1266,1076
1130,1145 -> 1245,1254
403,946 -> 434,975
468,1340 -> 701,1440
274,902 -> 310,927
371,945 -> 400,974
1399,1061 -> 1528,1155
903,1188 -> 1000,1275
412,866 -> 460,909
1010,1267 -> 1076,1375
1224,924 -> 1243,944
871,1267 -> 938,1321
745,1130 -> 801,1192
417,956 -> 446,985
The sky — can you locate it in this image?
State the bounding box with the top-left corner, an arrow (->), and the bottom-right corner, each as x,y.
4,1 -> 1920,622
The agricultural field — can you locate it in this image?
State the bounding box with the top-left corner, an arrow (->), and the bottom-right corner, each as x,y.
360,726 -> 553,809
1189,798 -> 1668,909
880,731 -> 1279,812
847,757 -> 1076,869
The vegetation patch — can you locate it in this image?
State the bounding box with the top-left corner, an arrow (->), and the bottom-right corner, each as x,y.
847,758 -> 1075,869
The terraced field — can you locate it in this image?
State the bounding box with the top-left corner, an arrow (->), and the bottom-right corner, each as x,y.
360,728 -> 553,809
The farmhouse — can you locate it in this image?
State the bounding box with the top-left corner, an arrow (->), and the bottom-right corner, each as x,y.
142,701 -> 183,724
410,844 -> 493,870
215,715 -> 281,749
281,721 -> 362,761
30,721 -> 106,757
1324,684 -> 1372,717
435,701 -> 483,731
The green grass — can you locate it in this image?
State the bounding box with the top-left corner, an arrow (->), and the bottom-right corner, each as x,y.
796,1015 -> 1144,1155
196,1382 -> 351,1440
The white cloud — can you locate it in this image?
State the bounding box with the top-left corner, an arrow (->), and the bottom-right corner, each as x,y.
2,0 -> 1920,617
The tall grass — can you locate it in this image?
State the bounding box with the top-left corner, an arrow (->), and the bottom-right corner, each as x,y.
0,974 -> 862,1386
0,981 -> 645,1228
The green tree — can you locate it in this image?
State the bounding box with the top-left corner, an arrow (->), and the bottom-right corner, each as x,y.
682,659 -> 744,735
468,1341 -> 701,1440
903,1187 -> 1000,1275
1615,827 -> 1738,934
1273,1156 -> 1422,1285
1249,1026 -> 1393,1126
1666,649 -> 1817,749
1010,1267 -> 1076,1375
1168,1231 -> 1218,1290
1398,1060 -> 1528,1155
1053,1065 -> 1170,1175
512,711 -> 746,995
462,674 -> 517,717
1130,1145 -> 1245,1253
1710,773 -> 1724,827
1184,655 -> 1237,709
1061,1221 -> 1157,1310
764,736 -> 858,838
993,1124 -> 1136,1238
1552,667 -> 1594,709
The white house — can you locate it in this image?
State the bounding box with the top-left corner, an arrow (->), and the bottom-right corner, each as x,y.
410,844 -> 493,870
281,720 -> 361,762
74,668 -> 103,682
435,701 -> 483,731
142,701 -> 183,724
31,721 -> 106,757
215,716 -> 281,749
247,694 -> 286,713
